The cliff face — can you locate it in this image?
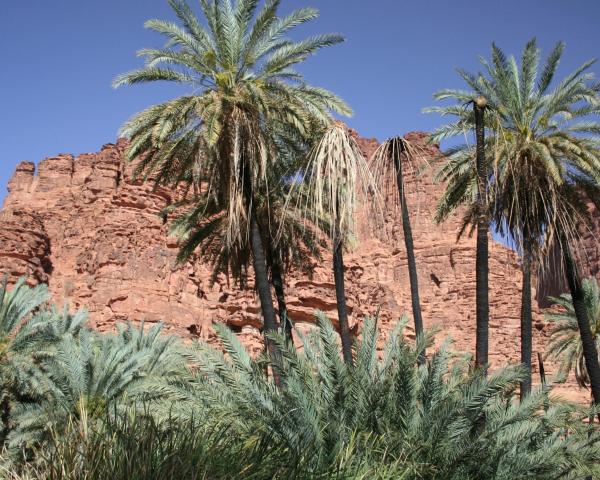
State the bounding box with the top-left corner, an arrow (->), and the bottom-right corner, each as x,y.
0,132 -> 586,399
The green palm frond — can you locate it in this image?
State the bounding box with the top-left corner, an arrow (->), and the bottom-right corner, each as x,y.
427,38 -> 600,264
114,0 -> 350,276
141,312 -> 600,478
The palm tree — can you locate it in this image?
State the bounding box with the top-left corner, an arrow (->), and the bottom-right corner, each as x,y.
167,141 -> 327,346
371,137 -> 425,360
113,0 -> 350,353
473,96 -> 490,373
0,278 -> 93,445
0,277 -> 48,442
265,193 -> 328,345
426,39 -> 600,398
290,123 -> 378,365
546,278 -> 600,389
427,95 -> 491,371
169,187 -> 326,346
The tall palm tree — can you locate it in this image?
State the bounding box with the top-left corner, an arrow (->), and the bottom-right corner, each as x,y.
426,96 -> 491,371
546,277 -> 600,389
290,123 -> 378,365
113,0 -> 350,353
426,39 -> 600,398
473,96 -> 489,373
371,137 -> 425,360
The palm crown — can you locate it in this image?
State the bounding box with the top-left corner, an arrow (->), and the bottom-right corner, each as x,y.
427,38 -> 600,254
114,0 -> 351,251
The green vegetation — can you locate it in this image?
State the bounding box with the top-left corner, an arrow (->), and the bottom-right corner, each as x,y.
547,278 -> 600,390
2,280 -> 600,479
371,137 -> 426,359
4,0 -> 600,477
113,0 -> 351,357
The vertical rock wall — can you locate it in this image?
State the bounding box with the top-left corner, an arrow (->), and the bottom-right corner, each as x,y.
0,132 -> 589,400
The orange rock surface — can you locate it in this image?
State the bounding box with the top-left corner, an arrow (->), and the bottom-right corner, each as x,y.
0,132 -> 591,401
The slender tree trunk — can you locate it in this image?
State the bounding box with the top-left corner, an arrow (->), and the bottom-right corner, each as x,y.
0,392 -> 9,444
520,238 -> 533,399
333,235 -> 353,366
249,214 -> 279,335
474,100 -> 489,372
269,248 -> 293,346
562,238 -> 600,414
393,146 -> 425,364
242,164 -> 280,385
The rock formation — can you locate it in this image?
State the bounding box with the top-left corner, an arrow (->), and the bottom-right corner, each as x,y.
0,132 -> 590,400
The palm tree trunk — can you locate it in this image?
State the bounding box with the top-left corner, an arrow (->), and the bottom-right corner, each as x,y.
474,100 -> 489,372
562,238 -> 600,412
268,248 -> 293,346
0,392 -> 9,444
392,147 -> 425,364
241,164 -> 280,384
537,352 -> 546,385
333,234 -> 353,366
249,213 -> 279,334
520,238 -> 533,399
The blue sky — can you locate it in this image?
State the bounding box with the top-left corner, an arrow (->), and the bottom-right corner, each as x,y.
2,1 -> 600,203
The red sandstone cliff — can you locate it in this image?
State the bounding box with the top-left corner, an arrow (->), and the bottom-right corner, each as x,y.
0,132 -> 588,400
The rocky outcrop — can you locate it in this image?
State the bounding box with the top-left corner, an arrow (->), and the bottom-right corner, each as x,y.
0,132 -> 587,400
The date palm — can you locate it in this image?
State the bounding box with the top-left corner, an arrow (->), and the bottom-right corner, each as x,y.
113,0 -> 350,352
8,322 -> 183,451
168,175 -> 327,344
426,39 -> 600,399
149,314 -> 600,479
289,123 -> 379,365
427,95 -> 491,372
371,137 -> 425,360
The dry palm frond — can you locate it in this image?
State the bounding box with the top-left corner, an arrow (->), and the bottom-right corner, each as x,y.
369,136 -> 430,223
286,123 -> 382,247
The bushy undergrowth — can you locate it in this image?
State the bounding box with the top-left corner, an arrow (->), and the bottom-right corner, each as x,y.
2,279 -> 600,479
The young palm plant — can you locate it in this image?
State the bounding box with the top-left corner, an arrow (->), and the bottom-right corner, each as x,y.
426,38 -> 600,399
7,322 -> 183,454
371,137 -> 425,359
113,0 -> 351,353
0,278 -> 49,443
145,313 -> 600,479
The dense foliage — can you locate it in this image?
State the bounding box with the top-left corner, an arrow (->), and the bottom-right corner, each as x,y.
1,279 -> 600,479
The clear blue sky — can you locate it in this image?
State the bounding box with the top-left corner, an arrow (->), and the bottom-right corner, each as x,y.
2,1 -> 600,203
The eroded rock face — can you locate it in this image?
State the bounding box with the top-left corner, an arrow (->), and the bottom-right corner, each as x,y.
0,132 -> 587,400
537,200 -> 600,307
